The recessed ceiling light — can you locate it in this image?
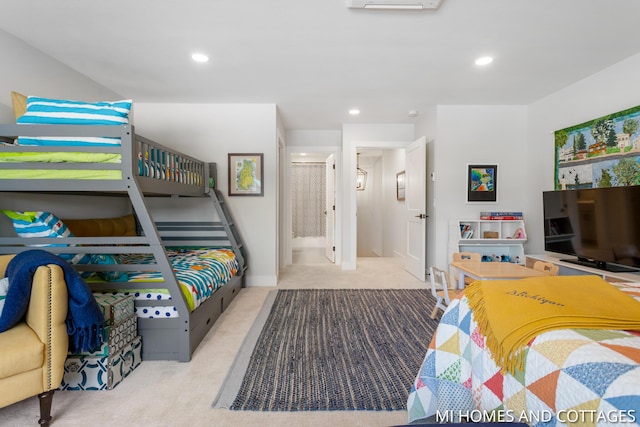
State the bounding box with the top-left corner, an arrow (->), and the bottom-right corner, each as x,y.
300,153 -> 307,156
192,53 -> 210,63
475,56 -> 493,66
349,109 -> 360,115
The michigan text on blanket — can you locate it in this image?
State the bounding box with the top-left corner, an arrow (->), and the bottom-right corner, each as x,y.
505,289 -> 565,307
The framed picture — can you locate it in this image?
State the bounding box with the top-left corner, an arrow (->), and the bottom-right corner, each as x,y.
228,153 -> 264,196
396,170 -> 405,201
467,164 -> 497,203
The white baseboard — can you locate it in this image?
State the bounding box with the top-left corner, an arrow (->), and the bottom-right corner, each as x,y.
245,275 -> 278,287
393,250 -> 405,258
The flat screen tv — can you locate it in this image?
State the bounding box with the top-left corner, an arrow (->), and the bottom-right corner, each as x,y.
543,186 -> 640,273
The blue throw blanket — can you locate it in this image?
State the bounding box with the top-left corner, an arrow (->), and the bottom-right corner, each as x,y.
0,249 -> 105,353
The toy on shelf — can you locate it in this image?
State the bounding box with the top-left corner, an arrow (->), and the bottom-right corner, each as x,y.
510,228 -> 525,239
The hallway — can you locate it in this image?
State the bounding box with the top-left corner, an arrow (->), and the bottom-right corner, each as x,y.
279,256 -> 425,289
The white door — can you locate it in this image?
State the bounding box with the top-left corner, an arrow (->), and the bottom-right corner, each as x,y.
325,154 -> 336,262
405,136 -> 427,281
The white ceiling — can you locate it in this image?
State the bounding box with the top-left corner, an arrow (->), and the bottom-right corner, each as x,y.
2,1 -> 640,130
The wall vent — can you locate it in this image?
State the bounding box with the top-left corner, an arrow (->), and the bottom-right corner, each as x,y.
347,0 -> 443,10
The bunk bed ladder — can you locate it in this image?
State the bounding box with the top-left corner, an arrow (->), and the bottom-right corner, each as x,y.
208,189 -> 247,276
127,184 -> 193,362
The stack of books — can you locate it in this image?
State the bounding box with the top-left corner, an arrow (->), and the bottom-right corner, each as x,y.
480,211 -> 523,220
460,223 -> 474,239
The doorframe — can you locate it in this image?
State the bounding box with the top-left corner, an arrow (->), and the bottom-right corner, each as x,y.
283,146 -> 342,268
342,140 -> 409,271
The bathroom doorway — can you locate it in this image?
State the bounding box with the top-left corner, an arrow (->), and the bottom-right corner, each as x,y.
290,151 -> 336,266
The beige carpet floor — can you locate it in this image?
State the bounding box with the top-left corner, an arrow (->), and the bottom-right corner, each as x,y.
0,256 -> 428,427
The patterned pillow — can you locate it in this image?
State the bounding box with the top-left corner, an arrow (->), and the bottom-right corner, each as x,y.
1,210 -> 91,265
16,96 -> 132,147
90,254 -> 129,282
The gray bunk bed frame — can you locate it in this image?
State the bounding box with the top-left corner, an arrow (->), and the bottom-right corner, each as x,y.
0,123 -> 246,362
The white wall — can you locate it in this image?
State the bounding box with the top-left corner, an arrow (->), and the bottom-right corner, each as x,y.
342,124 -> 415,270
526,52 -> 640,255
133,103 -> 279,286
0,30 -> 122,122
286,130 -> 342,147
356,155 -> 382,256
382,149 -> 407,257
432,105 -> 528,271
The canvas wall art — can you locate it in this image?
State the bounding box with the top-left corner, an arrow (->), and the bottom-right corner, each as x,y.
554,104 -> 640,190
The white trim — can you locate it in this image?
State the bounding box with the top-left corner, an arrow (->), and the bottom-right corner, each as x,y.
245,275 -> 279,287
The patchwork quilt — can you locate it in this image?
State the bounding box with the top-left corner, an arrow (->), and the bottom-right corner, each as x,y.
407,282 -> 640,426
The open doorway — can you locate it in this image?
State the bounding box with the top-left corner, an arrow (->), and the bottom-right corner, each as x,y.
344,136 -> 429,282
290,151 -> 336,266
355,148 -> 407,259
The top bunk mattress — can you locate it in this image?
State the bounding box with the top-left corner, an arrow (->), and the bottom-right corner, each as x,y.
1,95 -> 208,195
0,124 -> 208,195
0,151 -> 123,179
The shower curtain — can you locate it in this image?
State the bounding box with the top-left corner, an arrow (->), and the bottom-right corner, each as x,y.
292,162 -> 326,238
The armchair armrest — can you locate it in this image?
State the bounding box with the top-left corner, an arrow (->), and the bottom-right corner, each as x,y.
0,254 -> 69,388
26,263 -> 69,391
0,254 -> 13,277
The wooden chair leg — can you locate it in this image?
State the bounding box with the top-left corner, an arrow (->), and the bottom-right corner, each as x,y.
37,390 -> 54,427
430,305 -> 439,319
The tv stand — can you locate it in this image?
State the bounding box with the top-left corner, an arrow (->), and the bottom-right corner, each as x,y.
526,254 -> 640,282
560,258 -> 639,273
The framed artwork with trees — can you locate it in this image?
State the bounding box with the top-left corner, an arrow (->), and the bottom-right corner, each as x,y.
554,104 -> 640,190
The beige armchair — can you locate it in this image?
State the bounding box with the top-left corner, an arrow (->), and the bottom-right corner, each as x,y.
0,254 -> 69,427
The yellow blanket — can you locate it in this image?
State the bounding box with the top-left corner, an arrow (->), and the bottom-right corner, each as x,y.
465,275 -> 640,374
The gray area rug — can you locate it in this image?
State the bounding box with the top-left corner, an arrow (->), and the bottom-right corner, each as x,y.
213,289 -> 439,411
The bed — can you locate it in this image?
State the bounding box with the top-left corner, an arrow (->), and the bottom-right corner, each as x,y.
407,277 -> 640,426
0,99 -> 247,362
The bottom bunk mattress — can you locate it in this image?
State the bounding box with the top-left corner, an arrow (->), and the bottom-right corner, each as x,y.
98,247 -> 239,317
407,281 -> 640,426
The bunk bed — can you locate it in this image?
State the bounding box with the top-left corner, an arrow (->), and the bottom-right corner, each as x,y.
0,122 -> 247,362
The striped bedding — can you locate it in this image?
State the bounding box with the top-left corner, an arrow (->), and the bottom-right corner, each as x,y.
101,248 -> 238,318
16,96 -> 131,147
